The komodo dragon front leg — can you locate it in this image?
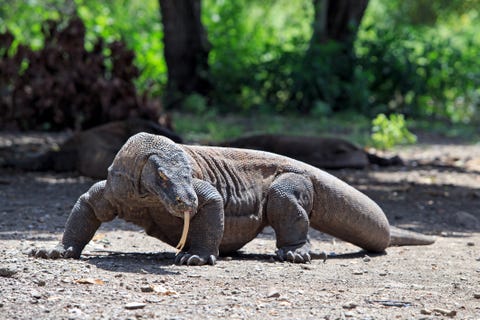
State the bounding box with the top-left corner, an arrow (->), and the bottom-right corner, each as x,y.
175,179 -> 225,266
266,173 -> 315,263
30,181 -> 115,259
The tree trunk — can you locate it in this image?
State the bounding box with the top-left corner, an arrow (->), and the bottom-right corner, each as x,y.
159,0 -> 211,109
310,0 -> 369,45
296,0 -> 369,113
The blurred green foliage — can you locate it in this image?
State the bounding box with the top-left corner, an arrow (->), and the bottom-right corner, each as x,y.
358,0 -> 480,123
1,0 -> 479,126
370,113 -> 417,150
0,0 -> 165,96
74,0 -> 166,96
0,0 -> 65,50
173,110 -> 372,144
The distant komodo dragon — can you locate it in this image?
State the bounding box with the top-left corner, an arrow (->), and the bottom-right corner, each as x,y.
31,133 -> 434,266
8,118 -> 182,179
220,134 -> 403,169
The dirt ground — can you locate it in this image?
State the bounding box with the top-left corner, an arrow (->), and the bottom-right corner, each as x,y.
0,132 -> 479,319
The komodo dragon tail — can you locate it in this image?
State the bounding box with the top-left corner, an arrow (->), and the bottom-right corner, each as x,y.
389,226 -> 436,246
307,169 -> 435,252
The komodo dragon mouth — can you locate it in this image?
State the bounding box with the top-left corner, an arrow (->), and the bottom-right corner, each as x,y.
175,211 -> 190,253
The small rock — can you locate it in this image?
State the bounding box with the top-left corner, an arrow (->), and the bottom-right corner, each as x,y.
433,308 -> 457,317
140,285 -> 154,293
363,255 -> 371,262
125,302 -> 146,310
300,264 -> 312,270
473,293 -> 480,299
31,291 -> 42,299
352,270 -> 364,275
0,267 -> 17,277
467,242 -> 475,246
343,302 -> 358,309
267,288 -> 280,298
34,279 -> 46,287
420,308 -> 432,315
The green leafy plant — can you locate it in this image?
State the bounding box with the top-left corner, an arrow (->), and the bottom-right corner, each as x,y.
2,0 -> 479,124
370,113 -> 417,149
357,1 -> 480,123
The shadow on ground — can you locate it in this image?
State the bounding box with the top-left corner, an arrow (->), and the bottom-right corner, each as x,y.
1,161 -> 479,240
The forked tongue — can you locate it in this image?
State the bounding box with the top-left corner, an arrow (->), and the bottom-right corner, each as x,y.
175,211 -> 190,254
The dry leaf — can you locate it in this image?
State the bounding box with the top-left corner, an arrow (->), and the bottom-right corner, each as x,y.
92,233 -> 106,242
74,278 -> 104,285
152,285 -> 177,296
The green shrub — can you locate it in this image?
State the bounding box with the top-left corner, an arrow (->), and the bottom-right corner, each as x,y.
2,1 -> 478,124
370,113 -> 417,149
357,1 -> 480,123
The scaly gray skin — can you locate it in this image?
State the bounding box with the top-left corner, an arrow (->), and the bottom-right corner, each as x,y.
31,133 -> 434,265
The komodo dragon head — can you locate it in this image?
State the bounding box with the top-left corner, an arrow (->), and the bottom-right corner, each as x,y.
130,133 -> 198,251
135,135 -> 198,219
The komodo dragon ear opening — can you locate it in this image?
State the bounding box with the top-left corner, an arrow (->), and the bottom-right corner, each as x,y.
175,211 -> 190,254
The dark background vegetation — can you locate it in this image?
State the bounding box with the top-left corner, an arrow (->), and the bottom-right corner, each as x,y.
1,0 -> 479,146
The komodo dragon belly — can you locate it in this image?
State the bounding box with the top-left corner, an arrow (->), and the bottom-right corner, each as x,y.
220,198 -> 267,253
207,172 -> 269,254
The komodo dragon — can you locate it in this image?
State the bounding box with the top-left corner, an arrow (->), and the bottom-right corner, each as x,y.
7,118 -> 182,179
31,133 -> 434,266
220,134 -> 403,169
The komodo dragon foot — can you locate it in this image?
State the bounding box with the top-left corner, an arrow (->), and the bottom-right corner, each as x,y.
275,242 -> 312,263
29,244 -> 80,259
174,252 -> 217,266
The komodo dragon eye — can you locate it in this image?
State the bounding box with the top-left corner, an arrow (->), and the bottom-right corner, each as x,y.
158,171 -> 168,181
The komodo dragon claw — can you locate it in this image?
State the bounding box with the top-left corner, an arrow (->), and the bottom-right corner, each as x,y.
276,248 -> 312,263
175,253 -> 216,266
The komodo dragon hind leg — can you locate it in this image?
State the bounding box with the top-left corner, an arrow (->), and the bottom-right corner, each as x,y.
266,173 -> 315,263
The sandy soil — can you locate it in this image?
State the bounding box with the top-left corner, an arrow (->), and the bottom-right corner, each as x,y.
0,132 -> 479,319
